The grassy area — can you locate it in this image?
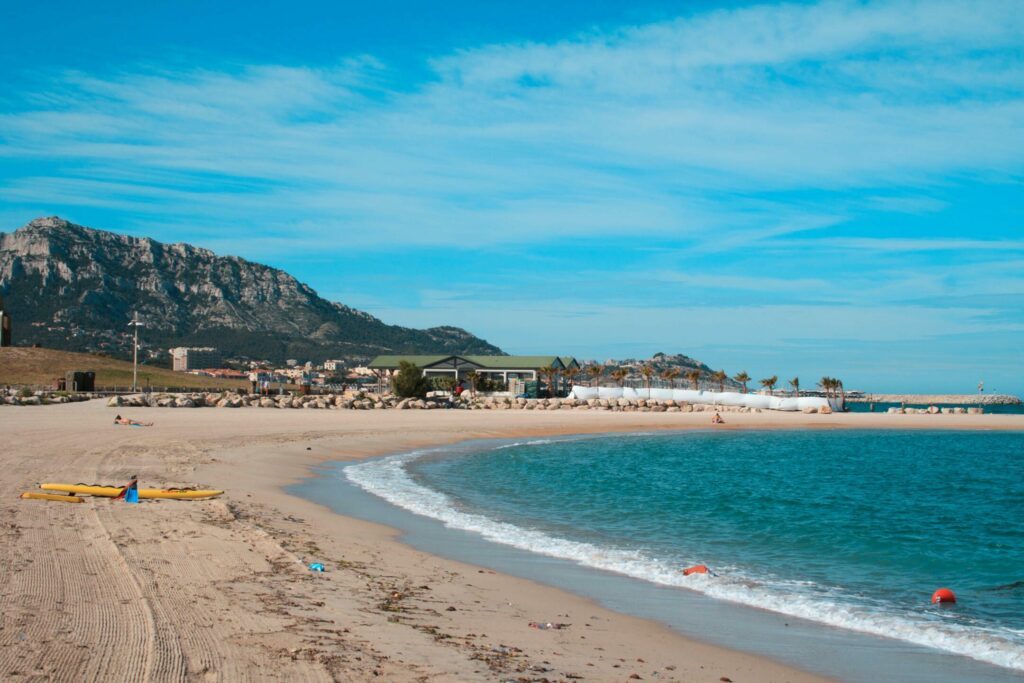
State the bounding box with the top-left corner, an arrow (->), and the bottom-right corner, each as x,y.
0,346 -> 250,391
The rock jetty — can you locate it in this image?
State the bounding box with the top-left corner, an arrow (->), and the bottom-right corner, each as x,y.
850,393 -> 1020,405
2,391 -> 99,406
105,391 -> 830,413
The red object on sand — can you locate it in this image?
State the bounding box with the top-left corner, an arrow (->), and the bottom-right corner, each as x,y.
683,564 -> 710,576
931,588 -> 956,604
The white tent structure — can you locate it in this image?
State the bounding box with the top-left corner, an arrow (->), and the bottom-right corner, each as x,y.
570,385 -> 840,412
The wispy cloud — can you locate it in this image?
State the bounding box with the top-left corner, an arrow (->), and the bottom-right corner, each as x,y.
1,0 -> 1022,393
1,0 -> 1022,251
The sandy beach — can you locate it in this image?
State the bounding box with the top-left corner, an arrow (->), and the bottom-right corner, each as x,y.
2,402 -> 1022,682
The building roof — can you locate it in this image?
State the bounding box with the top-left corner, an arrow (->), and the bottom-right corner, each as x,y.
368,355 -> 484,370
465,355 -> 565,370
559,356 -> 580,369
368,354 -> 567,371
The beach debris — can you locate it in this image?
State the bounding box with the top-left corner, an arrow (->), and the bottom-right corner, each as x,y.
931,587 -> 956,604
682,564 -> 716,576
308,562 -> 326,572
529,621 -> 570,630
720,677 -> 733,682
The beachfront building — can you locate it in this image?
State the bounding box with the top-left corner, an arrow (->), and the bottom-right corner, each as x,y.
170,346 -> 222,371
367,355 -> 579,391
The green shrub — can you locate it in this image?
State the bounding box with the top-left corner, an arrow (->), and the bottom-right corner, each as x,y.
18,387 -> 33,398
431,376 -> 457,392
393,361 -> 430,398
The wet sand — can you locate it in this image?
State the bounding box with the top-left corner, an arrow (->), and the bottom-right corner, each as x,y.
2,401 -> 1020,681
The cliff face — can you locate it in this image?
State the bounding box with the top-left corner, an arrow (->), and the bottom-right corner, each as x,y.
0,217 -> 502,363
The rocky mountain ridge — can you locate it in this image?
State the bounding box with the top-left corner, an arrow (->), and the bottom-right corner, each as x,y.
0,217 -> 502,363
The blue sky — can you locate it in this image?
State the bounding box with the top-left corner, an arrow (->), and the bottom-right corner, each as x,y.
1,0 -> 1022,394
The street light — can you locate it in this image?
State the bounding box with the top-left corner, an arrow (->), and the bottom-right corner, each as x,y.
128,314 -> 144,392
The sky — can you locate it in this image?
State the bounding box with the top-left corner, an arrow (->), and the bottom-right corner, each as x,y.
1,0 -> 1022,395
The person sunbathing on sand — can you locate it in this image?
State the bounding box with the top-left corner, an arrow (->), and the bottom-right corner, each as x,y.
711,412 -> 725,424
114,414 -> 153,427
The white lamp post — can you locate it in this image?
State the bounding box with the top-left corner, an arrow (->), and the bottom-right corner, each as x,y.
128,314 -> 144,392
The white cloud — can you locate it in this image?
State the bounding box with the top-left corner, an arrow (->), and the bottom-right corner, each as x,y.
0,0 -> 1021,251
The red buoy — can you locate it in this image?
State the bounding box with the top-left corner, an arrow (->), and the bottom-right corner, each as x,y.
931,588 -> 956,604
683,564 -> 710,576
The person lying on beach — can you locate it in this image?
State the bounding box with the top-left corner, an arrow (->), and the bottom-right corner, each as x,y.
114,415 -> 153,427
711,412 -> 725,424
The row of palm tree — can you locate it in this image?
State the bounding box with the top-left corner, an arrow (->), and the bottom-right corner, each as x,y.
577,364 -> 842,399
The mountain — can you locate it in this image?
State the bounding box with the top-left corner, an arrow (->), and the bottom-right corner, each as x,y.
0,217 -> 503,364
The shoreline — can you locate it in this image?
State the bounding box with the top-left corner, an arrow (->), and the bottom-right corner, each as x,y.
2,403 -> 1022,681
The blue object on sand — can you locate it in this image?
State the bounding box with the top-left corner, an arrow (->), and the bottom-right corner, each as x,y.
308,562 -> 325,572
125,487 -> 139,503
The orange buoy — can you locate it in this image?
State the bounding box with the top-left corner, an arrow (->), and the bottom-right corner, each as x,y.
931,588 -> 956,604
683,564 -> 710,576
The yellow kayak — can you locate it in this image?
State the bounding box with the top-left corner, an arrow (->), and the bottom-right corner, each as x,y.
21,492 -> 84,503
40,484 -> 224,500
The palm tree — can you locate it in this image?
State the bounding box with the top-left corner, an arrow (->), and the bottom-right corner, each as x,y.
712,369 -> 728,392
640,364 -> 655,392
465,371 -> 480,396
562,365 -> 579,392
733,371 -> 751,394
586,364 -> 604,387
760,375 -> 778,395
818,376 -> 833,399
539,366 -> 561,397
660,367 -> 680,388
610,368 -> 629,386
789,376 -> 800,397
685,369 -> 701,390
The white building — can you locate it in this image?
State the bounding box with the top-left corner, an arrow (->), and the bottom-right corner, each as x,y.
170,347 -> 222,372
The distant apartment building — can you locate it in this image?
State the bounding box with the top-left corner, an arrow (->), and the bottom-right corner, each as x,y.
170,346 -> 222,371
323,359 -> 345,373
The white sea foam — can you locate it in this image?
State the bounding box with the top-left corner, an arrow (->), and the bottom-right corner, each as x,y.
344,451 -> 1024,672
494,439 -> 556,450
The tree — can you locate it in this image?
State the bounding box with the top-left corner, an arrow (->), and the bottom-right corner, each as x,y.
789,376 -> 800,397
733,371 -> 750,394
586,364 -> 604,387
539,366 -> 560,397
393,361 -> 430,398
465,371 -> 480,396
562,364 -> 579,391
818,376 -> 833,399
712,369 -> 728,392
660,367 -> 680,387
759,375 -> 778,395
685,369 -> 701,390
610,368 -> 628,386
640,364 -> 655,392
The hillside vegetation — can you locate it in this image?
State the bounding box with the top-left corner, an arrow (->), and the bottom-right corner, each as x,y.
0,347 -> 248,390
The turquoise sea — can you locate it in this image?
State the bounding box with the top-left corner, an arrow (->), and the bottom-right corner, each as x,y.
343,430 -> 1024,673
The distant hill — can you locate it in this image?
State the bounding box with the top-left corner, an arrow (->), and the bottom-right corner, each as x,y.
0,346 -> 248,390
0,217 -> 503,364
600,352 -> 743,389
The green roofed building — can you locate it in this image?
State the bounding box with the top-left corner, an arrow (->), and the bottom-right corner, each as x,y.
368,354 -> 579,386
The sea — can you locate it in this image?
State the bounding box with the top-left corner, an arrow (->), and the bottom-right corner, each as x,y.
299,430 -> 1024,681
